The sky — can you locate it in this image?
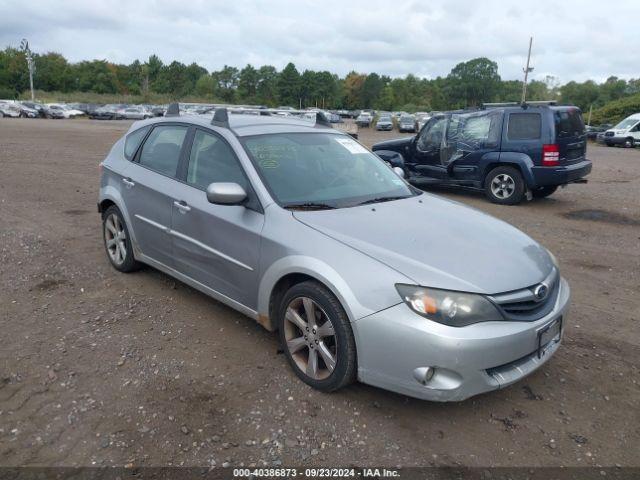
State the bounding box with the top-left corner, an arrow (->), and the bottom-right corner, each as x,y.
1,0 -> 639,83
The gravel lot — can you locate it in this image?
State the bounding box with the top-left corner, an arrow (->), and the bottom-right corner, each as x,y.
0,118 -> 639,468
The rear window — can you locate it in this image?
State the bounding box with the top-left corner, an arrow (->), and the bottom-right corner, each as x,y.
555,109 -> 585,138
124,126 -> 150,160
508,113 -> 541,140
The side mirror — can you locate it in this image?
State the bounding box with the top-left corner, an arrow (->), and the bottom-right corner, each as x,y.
206,182 -> 247,205
393,167 -> 405,178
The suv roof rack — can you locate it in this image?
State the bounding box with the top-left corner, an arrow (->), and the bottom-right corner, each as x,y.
481,100 -> 558,110
165,102 -> 180,117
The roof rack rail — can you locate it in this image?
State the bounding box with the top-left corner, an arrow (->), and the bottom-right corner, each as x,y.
165,102 -> 180,117
211,107 -> 230,128
524,100 -> 557,106
481,102 -> 519,109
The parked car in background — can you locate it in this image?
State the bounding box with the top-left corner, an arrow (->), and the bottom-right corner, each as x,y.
45,104 -> 79,119
376,114 -> 393,131
41,104 -> 65,119
21,101 -> 47,117
601,114 -> 640,148
0,101 -> 21,118
150,106 -> 166,117
356,112 -> 373,127
585,123 -> 612,140
16,103 -> 39,118
98,106 -> 569,402
373,103 -> 591,204
415,113 -> 431,131
90,104 -> 124,120
122,106 -> 151,120
398,114 -> 416,133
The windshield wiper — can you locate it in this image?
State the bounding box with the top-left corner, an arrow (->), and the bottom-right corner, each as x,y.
355,196 -> 410,206
284,202 -> 336,210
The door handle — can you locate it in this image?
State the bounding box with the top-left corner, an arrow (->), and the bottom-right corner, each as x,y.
173,200 -> 191,213
122,177 -> 135,188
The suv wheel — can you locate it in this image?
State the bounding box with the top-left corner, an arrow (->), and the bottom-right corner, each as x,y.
485,166 -> 525,205
532,185 -> 558,199
278,281 -> 357,392
102,205 -> 140,272
624,137 -> 635,148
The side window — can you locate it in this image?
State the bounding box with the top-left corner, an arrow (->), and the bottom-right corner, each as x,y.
138,125 -> 188,177
124,126 -> 150,160
417,117 -> 446,151
508,113 -> 541,140
186,130 -> 248,190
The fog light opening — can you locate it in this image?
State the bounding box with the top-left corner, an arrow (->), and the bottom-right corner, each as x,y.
413,366 -> 436,386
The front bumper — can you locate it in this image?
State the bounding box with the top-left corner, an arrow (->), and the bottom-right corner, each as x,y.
353,277 -> 570,401
603,136 -> 630,146
530,160 -> 592,187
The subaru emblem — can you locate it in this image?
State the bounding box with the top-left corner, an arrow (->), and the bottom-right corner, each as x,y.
533,283 -> 549,301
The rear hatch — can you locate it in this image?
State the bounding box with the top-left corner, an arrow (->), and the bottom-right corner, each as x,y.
552,107 -> 587,164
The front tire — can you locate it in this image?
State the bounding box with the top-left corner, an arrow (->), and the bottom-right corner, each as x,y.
485,166 -> 526,205
532,185 -> 558,199
102,205 -> 140,272
624,137 -> 635,148
278,281 -> 357,392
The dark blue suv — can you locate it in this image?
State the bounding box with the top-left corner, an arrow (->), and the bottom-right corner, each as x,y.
372,103 -> 592,204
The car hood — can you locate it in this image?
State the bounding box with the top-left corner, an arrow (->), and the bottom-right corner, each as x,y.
293,194 -> 554,294
372,136 -> 414,151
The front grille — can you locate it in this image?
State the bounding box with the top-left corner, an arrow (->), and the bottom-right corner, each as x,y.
490,268 -> 559,321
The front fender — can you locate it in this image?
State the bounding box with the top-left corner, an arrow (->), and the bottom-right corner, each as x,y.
257,255 -> 374,329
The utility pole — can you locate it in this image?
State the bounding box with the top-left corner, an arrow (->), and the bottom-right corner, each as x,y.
20,39 -> 35,101
521,37 -> 533,104
587,104 -> 593,127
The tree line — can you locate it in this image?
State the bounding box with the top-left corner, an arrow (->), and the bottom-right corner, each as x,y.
2,45 -> 640,117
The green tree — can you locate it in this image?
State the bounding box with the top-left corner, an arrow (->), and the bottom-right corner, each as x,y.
256,65 -> 279,106
342,71 -> 365,109
238,64 -> 259,103
446,57 -> 501,107
277,62 -> 301,107
361,73 -> 383,108
213,65 -> 239,103
195,74 -> 216,98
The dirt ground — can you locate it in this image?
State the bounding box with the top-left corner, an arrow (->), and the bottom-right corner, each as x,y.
0,118 -> 639,469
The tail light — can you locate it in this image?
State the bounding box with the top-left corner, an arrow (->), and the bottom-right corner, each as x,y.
542,144 -> 560,166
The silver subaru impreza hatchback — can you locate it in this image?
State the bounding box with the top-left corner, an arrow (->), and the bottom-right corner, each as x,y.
98,106 -> 569,401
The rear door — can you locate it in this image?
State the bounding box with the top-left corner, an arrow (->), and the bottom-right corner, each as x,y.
122,123 -> 190,267
553,108 -> 587,164
169,128 -> 264,309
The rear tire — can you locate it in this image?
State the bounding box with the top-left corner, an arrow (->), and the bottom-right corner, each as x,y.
278,281 -> 357,393
532,185 -> 558,199
485,166 -> 525,205
102,205 -> 141,273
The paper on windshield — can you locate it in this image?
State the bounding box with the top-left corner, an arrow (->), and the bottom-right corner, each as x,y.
335,137 -> 369,155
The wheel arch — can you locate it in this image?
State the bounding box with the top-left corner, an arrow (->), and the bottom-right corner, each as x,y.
257,256 -> 366,332
483,153 -> 535,188
98,188 -> 140,256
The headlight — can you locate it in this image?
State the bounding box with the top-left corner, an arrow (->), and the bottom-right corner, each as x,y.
395,284 -> 504,327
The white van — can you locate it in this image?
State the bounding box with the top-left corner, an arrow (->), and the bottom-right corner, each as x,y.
602,113 -> 640,147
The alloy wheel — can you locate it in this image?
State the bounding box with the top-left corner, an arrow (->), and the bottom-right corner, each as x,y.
491,173 -> 515,199
284,296 -> 337,381
104,213 -> 127,266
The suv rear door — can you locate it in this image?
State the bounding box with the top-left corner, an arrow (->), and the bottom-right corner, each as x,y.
553,107 -> 587,163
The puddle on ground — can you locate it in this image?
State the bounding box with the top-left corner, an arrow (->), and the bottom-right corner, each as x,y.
562,209 -> 640,226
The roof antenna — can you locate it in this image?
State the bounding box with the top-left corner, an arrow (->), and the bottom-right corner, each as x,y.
314,111 -> 331,128
165,102 -> 180,117
212,107 -> 230,128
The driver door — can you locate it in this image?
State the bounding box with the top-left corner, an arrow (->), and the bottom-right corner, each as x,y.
410,116 -> 448,179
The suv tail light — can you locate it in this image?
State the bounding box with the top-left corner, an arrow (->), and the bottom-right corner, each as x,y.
542,144 -> 560,166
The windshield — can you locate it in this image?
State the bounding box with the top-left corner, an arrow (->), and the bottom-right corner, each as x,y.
400,116 -> 413,122
378,116 -> 391,122
614,118 -> 639,130
242,133 -> 417,208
